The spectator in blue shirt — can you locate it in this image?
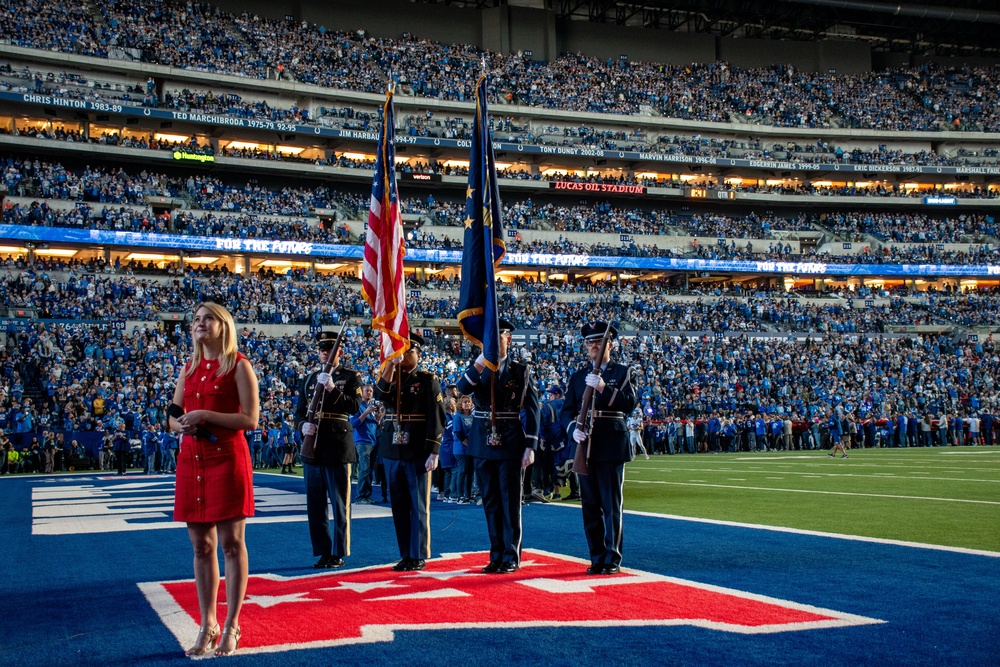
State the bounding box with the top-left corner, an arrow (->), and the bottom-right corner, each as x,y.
349,384 -> 379,504
827,413 -> 849,459
141,423 -> 158,474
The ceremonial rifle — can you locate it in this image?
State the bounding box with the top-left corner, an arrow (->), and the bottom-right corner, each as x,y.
301,322 -> 348,459
571,325 -> 613,475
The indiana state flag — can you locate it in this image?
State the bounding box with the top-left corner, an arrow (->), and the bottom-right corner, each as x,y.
457,75 -> 506,371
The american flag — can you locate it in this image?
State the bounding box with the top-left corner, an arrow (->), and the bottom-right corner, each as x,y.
361,88 -> 409,369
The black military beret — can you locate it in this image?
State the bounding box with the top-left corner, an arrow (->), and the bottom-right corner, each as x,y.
580,321 -> 619,341
498,318 -> 515,333
409,332 -> 425,348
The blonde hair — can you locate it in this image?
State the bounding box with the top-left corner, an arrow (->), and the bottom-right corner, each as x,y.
184,302 -> 239,378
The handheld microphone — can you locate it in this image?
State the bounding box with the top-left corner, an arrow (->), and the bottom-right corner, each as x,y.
167,404 -> 217,442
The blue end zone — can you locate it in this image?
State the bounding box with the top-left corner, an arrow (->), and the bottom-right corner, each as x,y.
1,472 -> 996,667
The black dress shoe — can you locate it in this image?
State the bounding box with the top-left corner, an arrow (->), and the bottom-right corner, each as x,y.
586,564 -> 604,575
601,564 -> 621,575
392,558 -> 412,572
481,561 -> 501,574
313,555 -> 343,569
496,561 -> 519,574
407,559 -> 426,571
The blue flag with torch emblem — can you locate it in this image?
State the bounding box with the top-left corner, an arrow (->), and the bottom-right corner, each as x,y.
457,75 -> 505,371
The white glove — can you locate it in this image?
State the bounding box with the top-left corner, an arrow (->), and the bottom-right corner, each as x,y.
475,352 -> 486,367
301,422 -> 317,436
573,427 -> 588,443
317,372 -> 334,390
521,448 -> 535,470
585,373 -> 606,393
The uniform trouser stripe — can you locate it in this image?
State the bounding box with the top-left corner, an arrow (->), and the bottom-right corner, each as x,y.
515,466 -> 524,558
345,463 -> 352,556
423,466 -> 432,558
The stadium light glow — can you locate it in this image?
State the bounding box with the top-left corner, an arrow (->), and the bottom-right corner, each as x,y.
225,141 -> 264,151
34,249 -> 78,257
125,253 -> 173,261
275,145 -> 305,154
314,262 -> 346,270
154,133 -> 192,144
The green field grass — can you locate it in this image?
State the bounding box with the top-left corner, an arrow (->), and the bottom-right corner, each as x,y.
618,447 -> 1000,552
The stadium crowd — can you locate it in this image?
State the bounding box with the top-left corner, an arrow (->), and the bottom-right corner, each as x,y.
7,61 -> 1000,170
3,0 -> 1000,132
2,295 -> 998,473
2,0 -> 1000,479
4,155 -> 1000,266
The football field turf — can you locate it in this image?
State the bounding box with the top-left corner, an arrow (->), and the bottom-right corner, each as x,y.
2,448 -> 997,666
621,446 -> 1000,552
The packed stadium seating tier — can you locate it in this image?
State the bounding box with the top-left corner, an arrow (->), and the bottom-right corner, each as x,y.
0,1 -> 1000,464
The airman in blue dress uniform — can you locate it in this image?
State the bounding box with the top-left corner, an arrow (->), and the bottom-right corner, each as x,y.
560,321 -> 637,575
457,318 -> 540,573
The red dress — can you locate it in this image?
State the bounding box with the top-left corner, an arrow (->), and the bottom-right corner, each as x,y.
174,353 -> 255,523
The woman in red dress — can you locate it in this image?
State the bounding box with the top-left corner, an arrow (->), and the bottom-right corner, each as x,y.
169,302 -> 259,657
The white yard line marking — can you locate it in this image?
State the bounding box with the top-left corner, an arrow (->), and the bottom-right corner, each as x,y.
631,467 -> 1000,484
627,510 -> 1000,559
545,505 -> 1000,558
626,479 -> 1000,505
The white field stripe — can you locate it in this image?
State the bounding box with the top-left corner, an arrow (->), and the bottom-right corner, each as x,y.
632,466 -> 1000,484
627,479 -> 1000,505
718,457 -> 1000,470
624,510 -> 1000,559
541,504 -> 1000,558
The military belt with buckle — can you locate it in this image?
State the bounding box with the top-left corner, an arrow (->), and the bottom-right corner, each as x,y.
593,411 -> 626,419
315,412 -> 349,421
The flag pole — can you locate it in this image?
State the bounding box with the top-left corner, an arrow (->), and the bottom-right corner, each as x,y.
481,61 -> 499,440
386,72 -> 403,439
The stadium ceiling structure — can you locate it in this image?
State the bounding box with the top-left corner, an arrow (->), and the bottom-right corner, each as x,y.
417,0 -> 1000,57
